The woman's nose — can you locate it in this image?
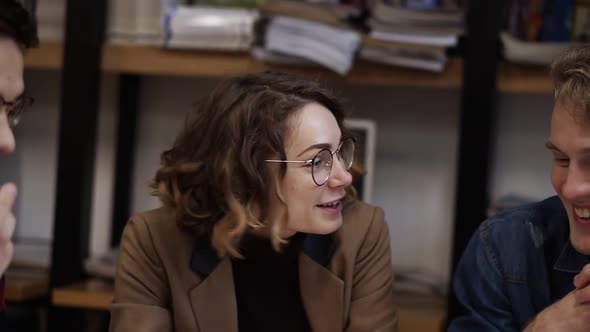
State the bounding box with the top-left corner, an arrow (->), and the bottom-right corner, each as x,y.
327,155 -> 352,188
0,111 -> 15,154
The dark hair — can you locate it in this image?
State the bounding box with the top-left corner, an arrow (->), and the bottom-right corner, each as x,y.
0,0 -> 38,49
550,44 -> 590,121
152,71 -> 356,257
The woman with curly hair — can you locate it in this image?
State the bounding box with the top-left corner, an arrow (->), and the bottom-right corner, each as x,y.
110,71 -> 397,332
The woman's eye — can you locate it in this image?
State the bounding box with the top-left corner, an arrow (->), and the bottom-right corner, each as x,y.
312,158 -> 324,168
554,157 -> 569,166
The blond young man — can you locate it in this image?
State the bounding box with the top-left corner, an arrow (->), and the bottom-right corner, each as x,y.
449,45 -> 590,332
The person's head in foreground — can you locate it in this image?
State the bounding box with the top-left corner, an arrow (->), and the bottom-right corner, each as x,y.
0,0 -> 37,153
153,71 -> 358,256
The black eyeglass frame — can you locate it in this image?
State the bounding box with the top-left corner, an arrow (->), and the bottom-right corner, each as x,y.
1,93 -> 34,128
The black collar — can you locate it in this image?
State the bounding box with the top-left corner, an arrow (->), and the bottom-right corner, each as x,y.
190,233 -> 335,278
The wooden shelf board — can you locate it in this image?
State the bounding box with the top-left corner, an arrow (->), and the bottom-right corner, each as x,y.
24,40 -> 63,70
52,279 -> 113,311
5,272 -> 49,302
394,292 -> 446,332
498,62 -> 552,93
50,279 -> 446,332
101,43 -> 462,89
23,42 -> 553,94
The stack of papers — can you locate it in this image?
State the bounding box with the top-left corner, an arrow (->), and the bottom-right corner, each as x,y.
265,16 -> 361,75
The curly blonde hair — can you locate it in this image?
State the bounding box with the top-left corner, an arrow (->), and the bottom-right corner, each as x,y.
550,44 -> 590,122
152,72 -> 356,258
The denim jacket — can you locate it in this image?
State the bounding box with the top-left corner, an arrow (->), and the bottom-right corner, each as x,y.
448,196 -> 590,331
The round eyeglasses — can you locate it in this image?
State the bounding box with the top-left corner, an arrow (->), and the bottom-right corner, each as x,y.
1,94 -> 34,128
265,138 -> 356,186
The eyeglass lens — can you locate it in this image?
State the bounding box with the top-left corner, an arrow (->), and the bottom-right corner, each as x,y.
5,96 -> 33,128
311,138 -> 355,185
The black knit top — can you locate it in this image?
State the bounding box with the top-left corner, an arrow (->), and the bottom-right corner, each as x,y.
232,232 -> 311,332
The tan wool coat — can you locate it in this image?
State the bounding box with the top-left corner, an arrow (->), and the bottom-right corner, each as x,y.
109,201 -> 397,332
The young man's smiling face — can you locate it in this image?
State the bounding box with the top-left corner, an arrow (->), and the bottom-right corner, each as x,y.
548,101 -> 590,254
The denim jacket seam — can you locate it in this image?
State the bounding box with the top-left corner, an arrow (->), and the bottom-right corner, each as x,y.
480,219 -> 528,284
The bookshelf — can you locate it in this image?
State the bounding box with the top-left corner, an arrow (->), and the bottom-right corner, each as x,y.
23,40 -> 63,70
396,292 -> 446,332
27,1 -> 551,328
497,62 -> 552,93
5,273 -> 49,302
101,43 -> 463,88
24,40 -> 554,93
52,279 -> 113,311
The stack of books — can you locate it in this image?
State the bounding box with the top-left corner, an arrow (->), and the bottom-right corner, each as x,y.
501,0 -> 589,65
35,0 -> 66,41
108,0 -> 259,50
363,0 -> 464,72
34,0 -> 476,74
253,0 -> 362,75
263,15 -> 361,75
108,0 -> 165,45
165,5 -> 259,51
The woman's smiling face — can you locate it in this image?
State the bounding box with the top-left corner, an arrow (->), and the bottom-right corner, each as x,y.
266,102 -> 353,237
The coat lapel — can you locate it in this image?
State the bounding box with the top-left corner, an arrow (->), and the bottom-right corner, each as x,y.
189,247 -> 238,332
187,234 -> 343,332
299,234 -> 344,332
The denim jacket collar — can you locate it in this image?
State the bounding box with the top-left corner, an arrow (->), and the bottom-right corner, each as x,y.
449,196 -> 590,331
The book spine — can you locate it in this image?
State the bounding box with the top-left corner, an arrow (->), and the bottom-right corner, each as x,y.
405,0 -> 441,9
539,0 -> 575,41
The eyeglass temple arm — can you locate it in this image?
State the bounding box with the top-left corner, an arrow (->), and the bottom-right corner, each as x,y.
264,160 -> 310,163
